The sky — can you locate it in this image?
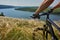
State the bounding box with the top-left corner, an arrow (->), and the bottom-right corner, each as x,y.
0,0 -> 60,7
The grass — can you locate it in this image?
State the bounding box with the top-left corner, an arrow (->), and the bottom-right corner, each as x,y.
0,16 -> 60,40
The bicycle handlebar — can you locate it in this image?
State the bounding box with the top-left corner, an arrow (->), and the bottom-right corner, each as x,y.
31,12 -> 50,19
31,12 -> 60,31
39,12 -> 50,16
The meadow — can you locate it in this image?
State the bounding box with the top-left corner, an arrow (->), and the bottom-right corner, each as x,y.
0,16 -> 60,40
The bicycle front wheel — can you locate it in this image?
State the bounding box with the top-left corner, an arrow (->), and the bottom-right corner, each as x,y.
32,27 -> 45,40
32,27 -> 53,40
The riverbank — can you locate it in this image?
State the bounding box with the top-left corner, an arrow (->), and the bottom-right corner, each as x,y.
0,16 -> 60,40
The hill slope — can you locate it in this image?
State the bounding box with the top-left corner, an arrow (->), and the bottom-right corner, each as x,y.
0,5 -> 15,9
15,7 -> 60,15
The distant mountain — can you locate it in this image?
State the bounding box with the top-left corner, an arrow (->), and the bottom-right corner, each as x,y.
0,5 -> 15,9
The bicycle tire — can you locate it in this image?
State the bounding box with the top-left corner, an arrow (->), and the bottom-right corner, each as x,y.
32,27 -> 53,40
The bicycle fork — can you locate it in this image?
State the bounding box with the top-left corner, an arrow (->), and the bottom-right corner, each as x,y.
46,20 -> 58,40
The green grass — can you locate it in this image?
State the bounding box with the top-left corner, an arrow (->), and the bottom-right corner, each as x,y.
0,16 -> 60,40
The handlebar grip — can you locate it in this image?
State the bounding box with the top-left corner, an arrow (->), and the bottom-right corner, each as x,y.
30,15 -> 40,19
31,11 -> 51,19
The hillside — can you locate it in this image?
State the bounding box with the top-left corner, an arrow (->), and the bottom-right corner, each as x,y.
15,7 -> 60,15
0,5 -> 15,9
15,7 -> 38,12
0,16 -> 60,40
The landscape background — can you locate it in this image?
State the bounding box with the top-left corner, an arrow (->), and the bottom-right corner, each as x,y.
0,0 -> 60,40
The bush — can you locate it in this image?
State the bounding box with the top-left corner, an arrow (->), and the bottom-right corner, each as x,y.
0,12 -> 5,16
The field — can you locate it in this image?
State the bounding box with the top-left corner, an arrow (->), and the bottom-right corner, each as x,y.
0,16 -> 60,40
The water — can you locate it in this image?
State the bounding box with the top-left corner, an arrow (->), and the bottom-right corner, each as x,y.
0,8 -> 60,21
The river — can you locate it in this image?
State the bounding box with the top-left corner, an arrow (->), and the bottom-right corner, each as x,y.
0,8 -> 60,21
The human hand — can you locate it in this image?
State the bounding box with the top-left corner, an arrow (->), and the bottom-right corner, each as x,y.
31,14 -> 40,19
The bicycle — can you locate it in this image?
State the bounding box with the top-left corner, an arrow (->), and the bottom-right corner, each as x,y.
31,11 -> 60,40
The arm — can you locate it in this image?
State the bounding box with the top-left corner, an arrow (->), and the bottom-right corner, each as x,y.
51,2 -> 60,10
35,0 -> 54,15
